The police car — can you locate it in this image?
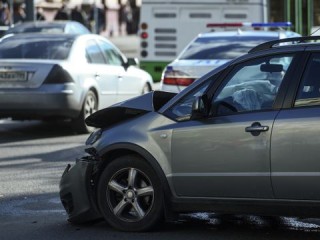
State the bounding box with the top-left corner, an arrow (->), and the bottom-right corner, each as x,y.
160,22 -> 301,93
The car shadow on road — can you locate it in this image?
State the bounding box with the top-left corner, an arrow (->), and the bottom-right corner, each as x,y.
0,119 -> 88,144
1,192 -> 320,240
160,213 -> 320,238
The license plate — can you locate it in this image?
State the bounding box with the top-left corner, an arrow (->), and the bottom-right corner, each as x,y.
0,71 -> 27,81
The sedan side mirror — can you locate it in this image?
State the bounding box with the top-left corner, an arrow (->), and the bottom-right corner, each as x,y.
191,96 -> 207,120
128,57 -> 139,66
124,57 -> 139,70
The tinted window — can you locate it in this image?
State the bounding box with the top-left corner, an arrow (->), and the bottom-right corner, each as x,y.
98,40 -> 123,66
295,53 -> 320,107
179,36 -> 277,60
6,23 -> 90,35
212,55 -> 294,114
6,25 -> 65,34
168,81 -> 211,120
85,39 -> 106,64
0,37 -> 73,59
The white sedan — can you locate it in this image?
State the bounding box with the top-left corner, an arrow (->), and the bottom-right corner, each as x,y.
0,33 -> 153,133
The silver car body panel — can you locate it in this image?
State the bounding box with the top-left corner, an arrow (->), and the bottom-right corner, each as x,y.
94,111 -> 175,175
170,111 -> 277,198
272,107 -> 320,200
0,60 -> 83,118
91,109 -> 277,199
0,60 -> 59,89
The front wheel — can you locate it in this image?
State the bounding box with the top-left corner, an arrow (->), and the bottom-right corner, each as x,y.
97,155 -> 164,232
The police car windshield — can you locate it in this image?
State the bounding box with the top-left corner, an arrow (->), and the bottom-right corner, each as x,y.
180,36 -> 278,60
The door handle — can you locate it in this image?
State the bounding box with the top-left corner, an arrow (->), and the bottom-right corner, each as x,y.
94,73 -> 100,79
245,122 -> 269,133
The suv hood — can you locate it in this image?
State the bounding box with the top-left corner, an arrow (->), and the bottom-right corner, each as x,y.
85,91 -> 176,128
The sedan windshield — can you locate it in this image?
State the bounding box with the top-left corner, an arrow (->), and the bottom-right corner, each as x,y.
0,36 -> 74,60
179,36 -> 278,60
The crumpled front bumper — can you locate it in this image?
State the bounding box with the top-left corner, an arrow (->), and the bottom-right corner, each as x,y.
59,158 -> 101,223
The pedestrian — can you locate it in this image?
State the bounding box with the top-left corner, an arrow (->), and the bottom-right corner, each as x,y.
54,3 -> 69,20
130,0 -> 140,34
105,0 -> 120,37
71,5 -> 88,27
0,2 -> 10,26
118,0 -> 126,35
89,3 -> 106,34
36,6 -> 45,21
125,0 -> 139,35
13,3 -> 26,24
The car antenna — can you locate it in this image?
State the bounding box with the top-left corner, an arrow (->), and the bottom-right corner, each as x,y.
298,26 -> 320,44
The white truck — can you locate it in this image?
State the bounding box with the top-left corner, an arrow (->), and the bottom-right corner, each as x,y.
139,0 -> 268,81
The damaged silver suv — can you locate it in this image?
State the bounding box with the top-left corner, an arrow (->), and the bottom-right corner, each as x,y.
60,36 -> 320,232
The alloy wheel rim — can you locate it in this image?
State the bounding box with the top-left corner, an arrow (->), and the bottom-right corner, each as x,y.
106,167 -> 154,222
84,94 -> 96,119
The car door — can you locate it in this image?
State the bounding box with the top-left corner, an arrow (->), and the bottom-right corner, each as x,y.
97,39 -> 142,103
85,39 -> 119,109
271,52 -> 320,200
167,54 -> 296,198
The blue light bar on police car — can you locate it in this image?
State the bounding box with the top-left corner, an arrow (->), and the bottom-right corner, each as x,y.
206,22 -> 292,28
251,22 -> 292,27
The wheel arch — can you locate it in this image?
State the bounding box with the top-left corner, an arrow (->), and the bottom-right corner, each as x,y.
146,81 -> 152,91
87,87 -> 99,109
96,143 -> 173,214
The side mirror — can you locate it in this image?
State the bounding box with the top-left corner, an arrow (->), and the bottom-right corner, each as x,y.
191,96 -> 207,120
124,57 -> 139,70
127,57 -> 139,67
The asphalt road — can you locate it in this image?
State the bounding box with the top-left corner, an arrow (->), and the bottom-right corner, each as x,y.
1,119 -> 320,240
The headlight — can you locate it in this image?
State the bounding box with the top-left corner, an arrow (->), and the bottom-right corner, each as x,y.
85,129 -> 102,145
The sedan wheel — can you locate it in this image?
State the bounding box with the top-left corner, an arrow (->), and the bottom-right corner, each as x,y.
97,155 -> 164,231
142,83 -> 151,94
83,92 -> 97,119
73,90 -> 97,133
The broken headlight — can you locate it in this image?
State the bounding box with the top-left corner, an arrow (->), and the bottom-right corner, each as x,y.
85,129 -> 102,145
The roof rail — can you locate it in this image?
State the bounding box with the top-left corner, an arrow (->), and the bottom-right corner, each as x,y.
249,35 -> 320,53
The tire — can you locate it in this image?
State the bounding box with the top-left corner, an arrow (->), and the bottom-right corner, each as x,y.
73,90 -> 97,134
142,83 -> 152,94
97,155 -> 164,232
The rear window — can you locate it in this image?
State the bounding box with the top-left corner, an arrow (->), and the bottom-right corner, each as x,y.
0,37 -> 74,59
6,26 -> 65,34
179,36 -> 277,60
